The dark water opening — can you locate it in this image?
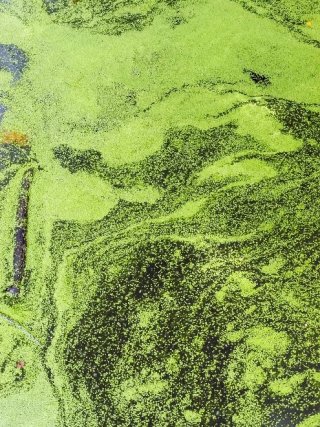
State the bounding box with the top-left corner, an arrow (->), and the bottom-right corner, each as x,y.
0,44 -> 28,81
43,0 -> 64,14
244,68 -> 271,86
0,105 -> 6,122
11,168 -> 34,291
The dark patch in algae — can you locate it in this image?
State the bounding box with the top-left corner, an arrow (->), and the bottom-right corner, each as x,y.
12,168 -> 34,287
0,44 -> 28,81
244,69 -> 271,86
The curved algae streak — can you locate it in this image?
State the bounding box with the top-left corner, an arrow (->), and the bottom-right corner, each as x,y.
0,312 -> 42,347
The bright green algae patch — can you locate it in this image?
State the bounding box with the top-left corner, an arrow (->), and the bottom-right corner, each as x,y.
0,0 -> 320,426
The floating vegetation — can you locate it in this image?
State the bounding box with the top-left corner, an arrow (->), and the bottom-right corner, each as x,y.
0,0 -> 319,426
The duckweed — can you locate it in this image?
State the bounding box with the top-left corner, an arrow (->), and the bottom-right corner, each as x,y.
0,0 -> 319,425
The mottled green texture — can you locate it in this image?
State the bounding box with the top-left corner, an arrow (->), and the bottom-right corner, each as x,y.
0,0 -> 319,426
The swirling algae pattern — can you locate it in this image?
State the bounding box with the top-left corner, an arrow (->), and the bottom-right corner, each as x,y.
0,0 -> 319,426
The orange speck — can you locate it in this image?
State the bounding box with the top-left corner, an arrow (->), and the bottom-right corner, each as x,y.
1,131 -> 29,147
16,360 -> 26,369
306,20 -> 313,28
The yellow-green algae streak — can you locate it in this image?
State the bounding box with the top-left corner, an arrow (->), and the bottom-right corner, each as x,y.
0,0 -> 320,426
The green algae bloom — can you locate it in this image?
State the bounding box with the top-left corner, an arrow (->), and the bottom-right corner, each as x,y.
0,0 -> 319,425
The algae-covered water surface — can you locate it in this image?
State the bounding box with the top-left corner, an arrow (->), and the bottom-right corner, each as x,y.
0,0 -> 320,426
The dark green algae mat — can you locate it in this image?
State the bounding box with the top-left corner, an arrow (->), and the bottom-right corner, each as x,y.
0,0 -> 320,426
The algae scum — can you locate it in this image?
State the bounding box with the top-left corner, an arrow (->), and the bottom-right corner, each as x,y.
0,0 -> 320,426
